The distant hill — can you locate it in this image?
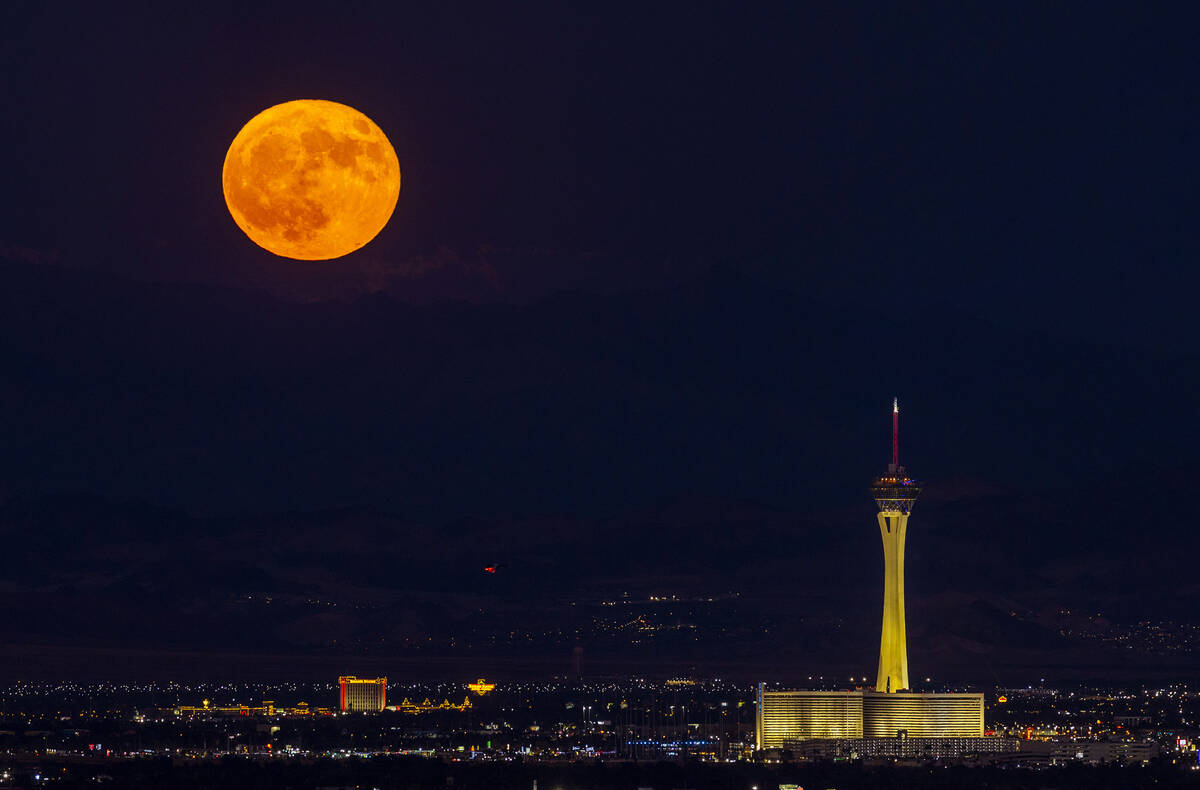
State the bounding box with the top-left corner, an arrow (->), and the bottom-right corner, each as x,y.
0,470 -> 1195,682
0,259 -> 1196,681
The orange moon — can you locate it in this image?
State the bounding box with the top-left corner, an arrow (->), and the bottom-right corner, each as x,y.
222,99 -> 401,260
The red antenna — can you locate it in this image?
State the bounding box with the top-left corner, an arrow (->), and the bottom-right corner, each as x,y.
892,397 -> 899,466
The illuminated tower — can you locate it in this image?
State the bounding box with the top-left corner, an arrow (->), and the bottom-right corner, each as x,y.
869,398 -> 921,693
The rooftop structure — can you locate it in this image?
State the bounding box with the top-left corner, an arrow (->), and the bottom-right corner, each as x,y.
467,678 -> 496,695
389,696 -> 473,714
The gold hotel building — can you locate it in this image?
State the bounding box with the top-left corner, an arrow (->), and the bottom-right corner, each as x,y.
756,688 -> 985,749
338,676 -> 387,712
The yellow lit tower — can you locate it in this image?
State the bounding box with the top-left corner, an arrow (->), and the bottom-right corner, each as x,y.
869,398 -> 921,693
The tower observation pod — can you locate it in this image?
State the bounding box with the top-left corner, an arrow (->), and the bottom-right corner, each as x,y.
869,398 -> 921,693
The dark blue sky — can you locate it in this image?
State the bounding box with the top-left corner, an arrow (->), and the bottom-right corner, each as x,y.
2,3 -> 1195,350
6,4 -> 1200,685
0,3 -> 1197,518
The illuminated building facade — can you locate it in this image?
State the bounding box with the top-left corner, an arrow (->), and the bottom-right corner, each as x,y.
173,700 -> 334,717
467,678 -> 496,695
757,688 -> 983,748
861,691 -> 983,737
756,690 -> 863,748
389,696 -> 473,714
1049,740 -> 1159,764
787,734 -> 1016,760
338,676 -> 387,712
870,398 -> 920,694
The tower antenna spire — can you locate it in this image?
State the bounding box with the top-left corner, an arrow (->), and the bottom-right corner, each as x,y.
892,397 -> 899,467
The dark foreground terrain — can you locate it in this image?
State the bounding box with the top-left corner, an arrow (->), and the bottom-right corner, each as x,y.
4,756 -> 1199,790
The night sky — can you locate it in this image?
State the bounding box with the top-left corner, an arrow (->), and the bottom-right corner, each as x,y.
3,4 -> 1195,340
2,0 -> 1197,507
0,4 -> 1198,677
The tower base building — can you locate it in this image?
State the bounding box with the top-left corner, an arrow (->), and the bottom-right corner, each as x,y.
861,690 -> 983,738
755,690 -> 864,746
757,686 -> 984,749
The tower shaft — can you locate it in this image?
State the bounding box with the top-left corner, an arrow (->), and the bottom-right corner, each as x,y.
876,510 -> 909,693
871,398 -> 918,693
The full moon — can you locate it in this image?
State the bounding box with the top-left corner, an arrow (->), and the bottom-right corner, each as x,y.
222,99 -> 401,260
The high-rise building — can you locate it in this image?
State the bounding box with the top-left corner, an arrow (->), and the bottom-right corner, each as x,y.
869,397 -> 920,693
338,676 -> 387,712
